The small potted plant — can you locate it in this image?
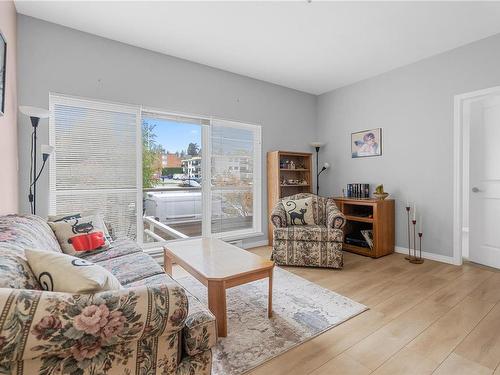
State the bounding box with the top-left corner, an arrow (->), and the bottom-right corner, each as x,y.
373,184 -> 389,200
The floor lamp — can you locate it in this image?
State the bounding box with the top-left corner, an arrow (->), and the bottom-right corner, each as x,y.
19,106 -> 52,215
310,142 -> 330,195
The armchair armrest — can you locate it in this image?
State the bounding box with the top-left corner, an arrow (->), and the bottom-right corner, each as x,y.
270,202 -> 287,228
0,283 -> 188,363
326,200 -> 346,229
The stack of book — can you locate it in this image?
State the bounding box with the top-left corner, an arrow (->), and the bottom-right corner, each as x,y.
346,183 -> 370,198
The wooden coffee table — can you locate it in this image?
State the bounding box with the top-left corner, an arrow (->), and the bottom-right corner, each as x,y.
164,237 -> 274,337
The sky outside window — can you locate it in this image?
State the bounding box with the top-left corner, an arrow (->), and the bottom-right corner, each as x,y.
143,117 -> 201,153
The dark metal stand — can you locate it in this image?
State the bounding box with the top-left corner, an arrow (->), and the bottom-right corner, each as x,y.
410,232 -> 425,264
405,206 -> 413,260
409,220 -> 424,264
29,116 -> 40,215
315,146 -> 320,195
412,219 -> 417,259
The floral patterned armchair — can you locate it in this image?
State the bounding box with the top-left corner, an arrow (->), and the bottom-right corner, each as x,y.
270,193 -> 346,269
0,215 -> 216,375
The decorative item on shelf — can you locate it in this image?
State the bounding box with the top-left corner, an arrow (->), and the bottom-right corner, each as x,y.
373,184 -> 389,200
290,161 -> 295,170
310,142 -> 330,195
281,159 -> 290,169
19,106 -> 52,215
281,178 -> 308,187
346,183 -> 369,198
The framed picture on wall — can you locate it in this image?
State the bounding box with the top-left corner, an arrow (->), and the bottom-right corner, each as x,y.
351,128 -> 382,158
0,31 -> 6,116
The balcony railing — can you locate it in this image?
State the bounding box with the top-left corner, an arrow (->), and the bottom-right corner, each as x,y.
143,186 -> 201,242
143,187 -> 201,193
143,215 -> 189,242
143,185 -> 253,243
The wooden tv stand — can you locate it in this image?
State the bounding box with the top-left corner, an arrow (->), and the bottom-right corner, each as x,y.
333,197 -> 395,258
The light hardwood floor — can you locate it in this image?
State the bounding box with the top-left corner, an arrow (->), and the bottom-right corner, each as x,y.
247,247 -> 499,375
171,246 -> 500,374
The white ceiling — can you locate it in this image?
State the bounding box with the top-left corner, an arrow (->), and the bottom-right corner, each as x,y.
14,1 -> 500,95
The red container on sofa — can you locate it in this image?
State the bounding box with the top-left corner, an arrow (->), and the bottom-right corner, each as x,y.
69,232 -> 105,252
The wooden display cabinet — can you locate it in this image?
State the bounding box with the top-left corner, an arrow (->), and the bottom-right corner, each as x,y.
333,197 -> 395,258
267,151 -> 312,241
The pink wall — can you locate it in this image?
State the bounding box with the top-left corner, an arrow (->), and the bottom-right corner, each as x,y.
0,1 -> 18,215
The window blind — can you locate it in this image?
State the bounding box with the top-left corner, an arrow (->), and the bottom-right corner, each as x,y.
49,94 -> 141,240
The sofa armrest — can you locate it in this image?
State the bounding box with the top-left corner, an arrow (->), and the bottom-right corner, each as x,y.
183,310 -> 218,357
0,283 -> 188,363
270,202 -> 287,228
326,200 -> 346,229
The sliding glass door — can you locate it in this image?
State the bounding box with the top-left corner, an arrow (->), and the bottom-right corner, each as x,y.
141,112 -> 262,244
49,94 -> 261,247
141,112 -> 206,244
210,120 -> 261,238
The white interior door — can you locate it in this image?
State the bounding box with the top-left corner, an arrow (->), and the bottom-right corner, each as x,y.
469,94 -> 500,268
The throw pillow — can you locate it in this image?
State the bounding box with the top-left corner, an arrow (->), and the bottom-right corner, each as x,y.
48,211 -> 114,241
25,248 -> 122,293
49,213 -> 111,256
282,197 -> 314,226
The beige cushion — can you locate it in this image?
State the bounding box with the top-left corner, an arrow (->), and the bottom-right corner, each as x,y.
25,249 -> 122,293
48,214 -> 111,256
282,197 -> 314,225
48,211 -> 115,240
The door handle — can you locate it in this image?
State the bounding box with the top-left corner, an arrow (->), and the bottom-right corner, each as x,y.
472,187 -> 481,193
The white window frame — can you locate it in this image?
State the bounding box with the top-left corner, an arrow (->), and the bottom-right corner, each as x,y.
140,108 -> 263,250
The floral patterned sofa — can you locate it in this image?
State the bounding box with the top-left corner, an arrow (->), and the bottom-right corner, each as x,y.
0,214 -> 216,375
270,193 -> 346,269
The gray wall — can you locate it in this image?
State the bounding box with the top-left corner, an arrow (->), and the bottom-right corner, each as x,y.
317,32 -> 500,257
20,14 -> 500,256
17,15 -> 317,246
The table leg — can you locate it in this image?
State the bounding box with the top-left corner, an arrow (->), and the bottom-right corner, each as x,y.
164,250 -> 173,276
208,280 -> 227,337
268,268 -> 273,318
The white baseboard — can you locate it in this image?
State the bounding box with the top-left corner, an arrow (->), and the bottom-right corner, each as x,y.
243,239 -> 269,249
394,246 -> 459,265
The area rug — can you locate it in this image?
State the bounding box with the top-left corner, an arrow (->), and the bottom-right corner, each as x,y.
175,267 -> 367,375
